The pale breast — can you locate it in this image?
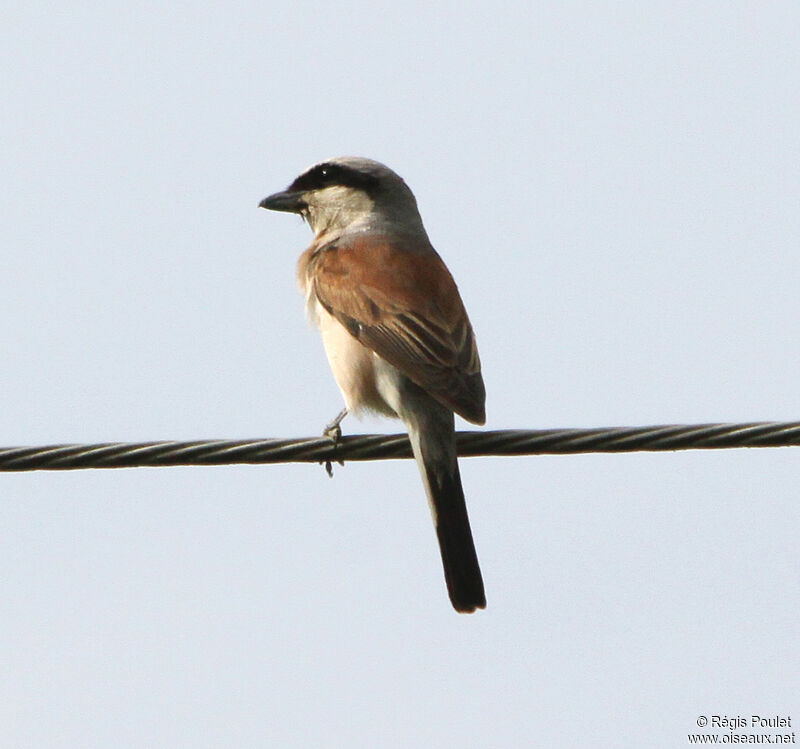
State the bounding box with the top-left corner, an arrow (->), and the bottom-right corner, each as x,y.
298,241 -> 399,418
313,300 -> 398,419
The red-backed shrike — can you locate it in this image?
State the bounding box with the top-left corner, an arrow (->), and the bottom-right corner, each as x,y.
260,157 -> 486,613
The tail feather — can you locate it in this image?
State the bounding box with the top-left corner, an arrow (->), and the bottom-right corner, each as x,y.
407,407 -> 485,613
425,459 -> 486,613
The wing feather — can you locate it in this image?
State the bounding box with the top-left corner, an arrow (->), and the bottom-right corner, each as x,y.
308,235 -> 485,424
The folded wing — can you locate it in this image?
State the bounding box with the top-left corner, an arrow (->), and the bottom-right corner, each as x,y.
308,235 -> 486,424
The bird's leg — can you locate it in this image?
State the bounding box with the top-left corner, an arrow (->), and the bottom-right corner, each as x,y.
323,407 -> 348,443
322,407 -> 348,477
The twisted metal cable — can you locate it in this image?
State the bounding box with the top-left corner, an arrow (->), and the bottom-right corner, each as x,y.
1,422 -> 799,472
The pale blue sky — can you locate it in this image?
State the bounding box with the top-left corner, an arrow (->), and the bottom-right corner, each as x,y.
1,2 -> 798,747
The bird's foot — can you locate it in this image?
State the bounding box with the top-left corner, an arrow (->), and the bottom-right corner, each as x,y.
322,408 -> 348,477
323,408 -> 348,443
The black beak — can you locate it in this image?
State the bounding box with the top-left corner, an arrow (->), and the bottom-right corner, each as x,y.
259,190 -> 306,214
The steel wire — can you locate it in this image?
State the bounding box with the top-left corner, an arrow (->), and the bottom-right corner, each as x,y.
1,421 -> 799,472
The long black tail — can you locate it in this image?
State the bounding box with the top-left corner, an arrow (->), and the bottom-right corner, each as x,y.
406,406 -> 486,613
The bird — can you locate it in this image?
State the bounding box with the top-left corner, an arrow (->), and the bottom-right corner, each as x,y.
260,157 -> 486,613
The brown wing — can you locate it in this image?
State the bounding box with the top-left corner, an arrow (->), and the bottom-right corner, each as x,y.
309,234 -> 485,424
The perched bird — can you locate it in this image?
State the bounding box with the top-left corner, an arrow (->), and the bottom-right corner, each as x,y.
260,157 -> 486,613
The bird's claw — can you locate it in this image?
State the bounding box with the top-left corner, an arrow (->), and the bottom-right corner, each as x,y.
321,408 -> 348,477
323,408 -> 348,441
323,423 -> 342,443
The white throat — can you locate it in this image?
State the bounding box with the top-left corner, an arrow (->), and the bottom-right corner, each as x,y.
305,185 -> 376,236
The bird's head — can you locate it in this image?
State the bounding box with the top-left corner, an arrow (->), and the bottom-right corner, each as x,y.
260,156 -> 425,237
